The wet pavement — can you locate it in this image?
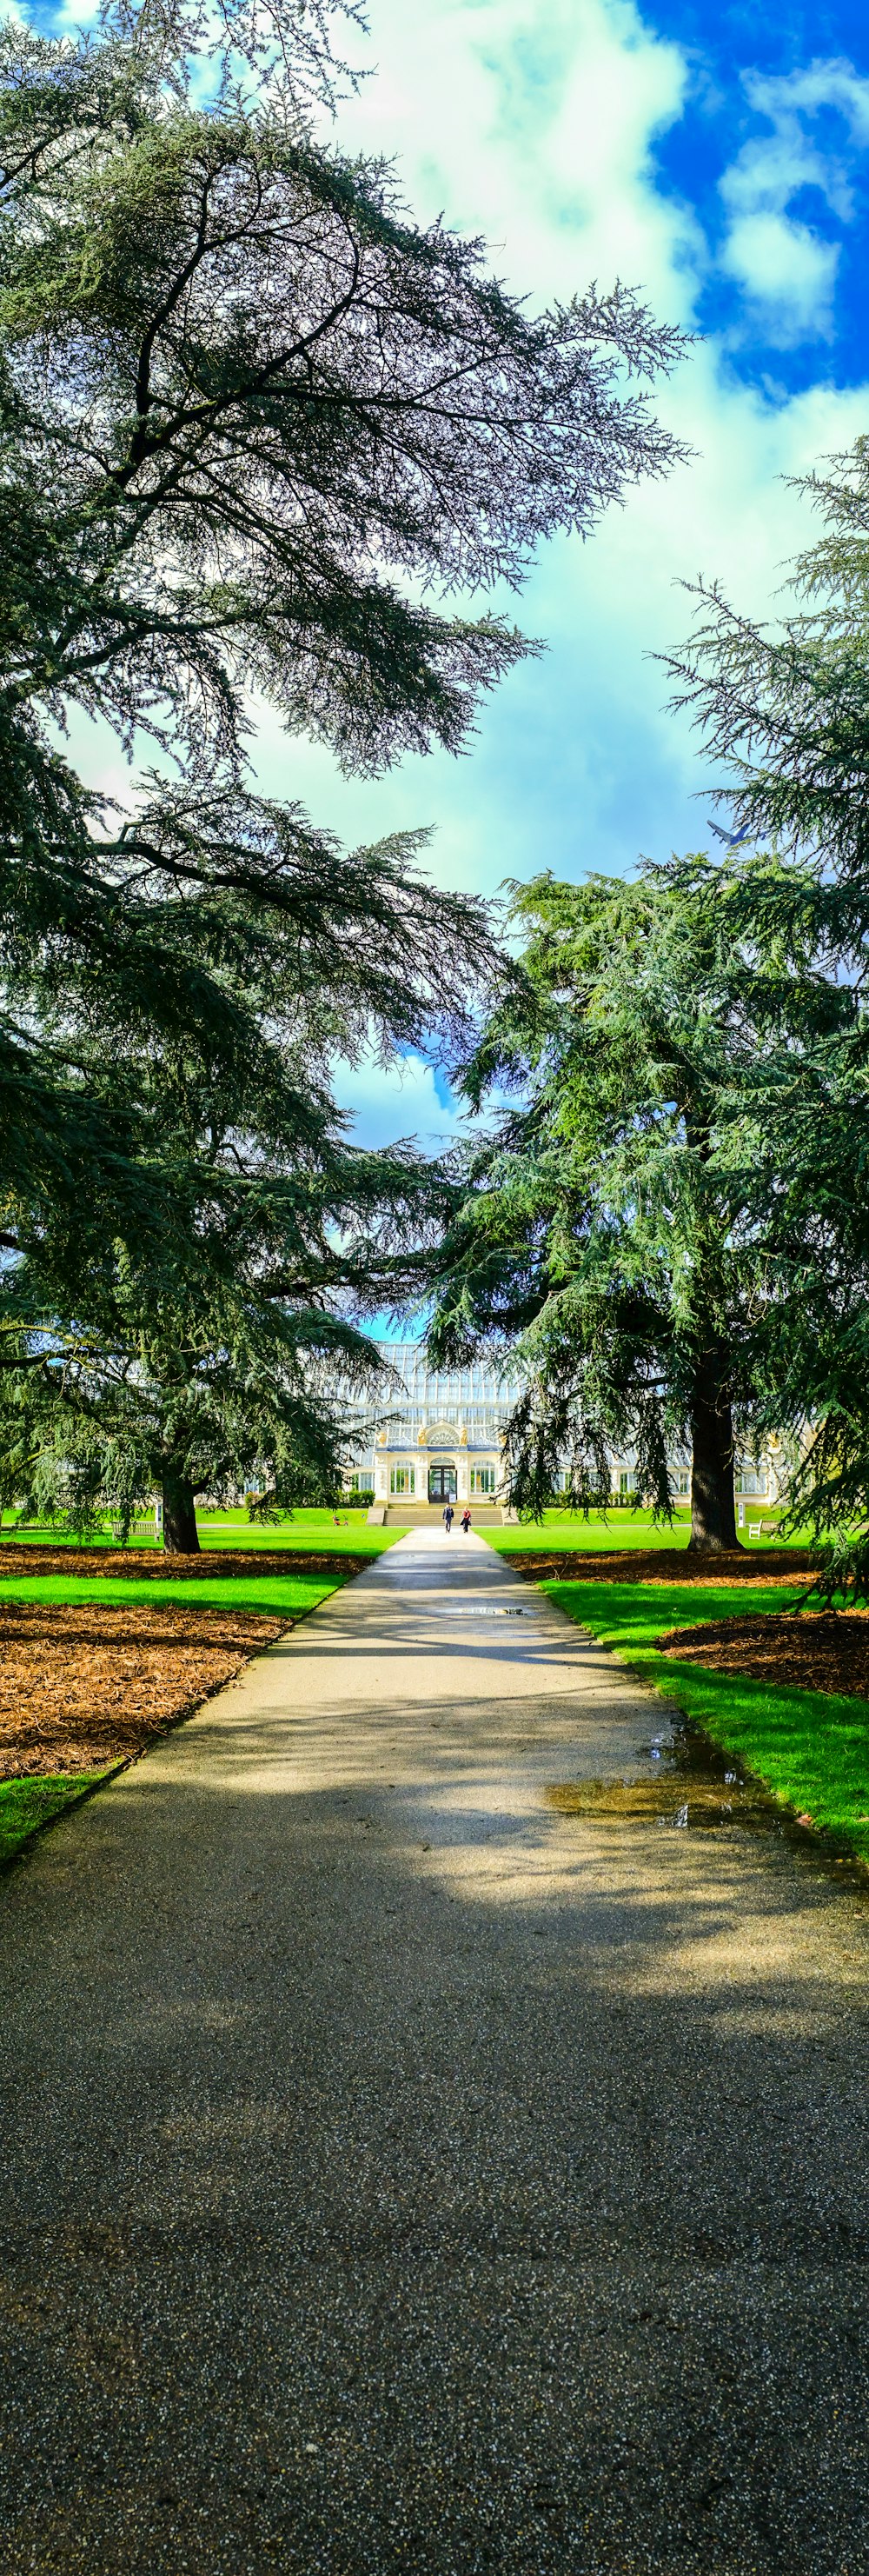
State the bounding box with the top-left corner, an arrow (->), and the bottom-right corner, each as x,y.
2,1527 -> 869,2573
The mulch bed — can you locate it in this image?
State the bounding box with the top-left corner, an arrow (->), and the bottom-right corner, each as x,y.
510,1548 -> 817,1587
660,1611 -> 869,1701
0,1547 -> 363,1581
0,1601 -> 287,1778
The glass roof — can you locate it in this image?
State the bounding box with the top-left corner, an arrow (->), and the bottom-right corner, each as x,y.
375,1341 -> 518,1403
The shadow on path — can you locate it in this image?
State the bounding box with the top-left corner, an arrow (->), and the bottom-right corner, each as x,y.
0,1530 -> 867,2573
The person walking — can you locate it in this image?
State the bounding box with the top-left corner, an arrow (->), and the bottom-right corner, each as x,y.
460,1508 -> 472,1534
442,1501 -> 454,1534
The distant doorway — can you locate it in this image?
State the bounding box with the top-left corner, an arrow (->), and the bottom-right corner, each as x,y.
428,1463 -> 457,1502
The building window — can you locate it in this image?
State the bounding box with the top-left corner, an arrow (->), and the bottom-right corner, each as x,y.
347,1470 -> 375,1494
471,1466 -> 496,1494
618,1471 -> 637,1494
390,1465 -> 415,1495
676,1471 -> 689,1495
735,1470 -> 767,1496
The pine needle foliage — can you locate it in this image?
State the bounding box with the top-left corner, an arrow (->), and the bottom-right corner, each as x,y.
0,0 -> 687,1538
0,789 -> 494,1546
428,860 -> 856,1553
664,439 -> 869,1591
0,0 -> 686,789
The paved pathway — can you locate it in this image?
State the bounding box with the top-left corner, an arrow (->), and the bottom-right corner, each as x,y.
3,1528 -> 869,2573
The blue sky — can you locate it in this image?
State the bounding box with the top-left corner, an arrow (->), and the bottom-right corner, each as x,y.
653,0 -> 869,393
260,0 -> 869,1166
54,0 -> 869,1171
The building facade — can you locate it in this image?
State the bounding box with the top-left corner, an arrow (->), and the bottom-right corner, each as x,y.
343,1341 -> 784,1514
344,1342 -> 516,1508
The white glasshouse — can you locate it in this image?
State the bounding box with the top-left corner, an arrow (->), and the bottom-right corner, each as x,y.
343,1341 -> 516,1512
342,1341 -> 783,1521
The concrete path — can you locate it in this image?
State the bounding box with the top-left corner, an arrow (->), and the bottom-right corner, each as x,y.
2,1529 -> 869,2574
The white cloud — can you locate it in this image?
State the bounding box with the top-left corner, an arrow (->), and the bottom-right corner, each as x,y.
254,4 -> 869,921
720,214 -> 839,343
335,0 -> 697,319
719,59 -> 869,343
52,0 -> 103,29
331,1050 -> 467,1155
53,2 -> 869,1152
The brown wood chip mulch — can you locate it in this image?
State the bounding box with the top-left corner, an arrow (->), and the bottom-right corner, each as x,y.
511,1548 -> 817,1587
0,1601 -> 287,1779
660,1612 -> 869,1701
0,1547 -> 363,1581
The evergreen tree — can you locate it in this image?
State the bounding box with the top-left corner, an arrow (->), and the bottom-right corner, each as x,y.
428,861 -> 850,1551
1,788 -> 491,1548
0,0 -> 685,1231
665,438 -> 869,1583
0,0 -> 687,1536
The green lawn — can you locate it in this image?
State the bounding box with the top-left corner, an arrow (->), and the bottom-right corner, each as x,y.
0,1516 -> 401,1622
521,1568 -> 869,1861
0,1769 -> 116,1867
0,1565 -> 356,1620
185,1508 -> 403,1558
0,1506 -> 403,1560
488,1506 -> 806,1554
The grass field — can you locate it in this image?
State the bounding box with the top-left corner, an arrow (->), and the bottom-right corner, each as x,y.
0,1506 -> 402,1560
488,1506 -> 806,1554
519,1567 -> 869,1861
0,1769 -> 118,1867
0,1563 -> 362,1621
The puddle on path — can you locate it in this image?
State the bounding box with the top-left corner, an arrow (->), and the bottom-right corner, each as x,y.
547,1722 -> 777,1833
432,1607 -> 533,1619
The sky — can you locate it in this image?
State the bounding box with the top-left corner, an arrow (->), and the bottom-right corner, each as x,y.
51,0 -> 869,1173
249,0 -> 869,1164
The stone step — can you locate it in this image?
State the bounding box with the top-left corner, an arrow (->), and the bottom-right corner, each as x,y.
381,1505 -> 505,1527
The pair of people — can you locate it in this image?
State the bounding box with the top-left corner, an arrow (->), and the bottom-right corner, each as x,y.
442,1503 -> 472,1534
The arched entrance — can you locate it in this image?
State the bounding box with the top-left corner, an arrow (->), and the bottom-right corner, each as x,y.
428,1461 -> 457,1503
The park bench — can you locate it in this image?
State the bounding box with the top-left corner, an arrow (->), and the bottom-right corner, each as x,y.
105,1514 -> 163,1538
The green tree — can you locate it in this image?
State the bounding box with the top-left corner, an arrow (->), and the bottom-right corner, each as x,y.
1,788 -> 491,1548
0,0 -> 685,1240
0,0 -> 687,1537
428,861 -> 851,1552
666,438 -> 869,1583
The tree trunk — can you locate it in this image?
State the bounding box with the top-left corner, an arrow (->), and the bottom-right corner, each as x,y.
162,1466 -> 200,1554
687,1350 -> 740,1553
